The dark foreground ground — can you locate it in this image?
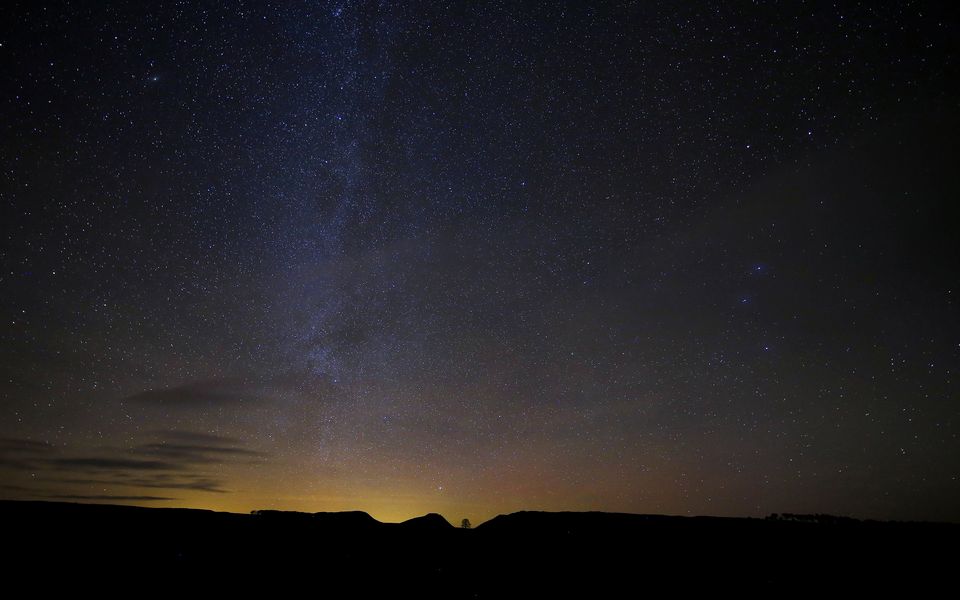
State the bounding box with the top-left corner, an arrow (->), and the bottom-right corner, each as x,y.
1,500 -> 955,595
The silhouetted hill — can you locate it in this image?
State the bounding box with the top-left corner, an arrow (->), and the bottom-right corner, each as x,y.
1,500 -> 954,595
478,509 -> 716,533
251,508 -> 381,531
399,512 -> 454,530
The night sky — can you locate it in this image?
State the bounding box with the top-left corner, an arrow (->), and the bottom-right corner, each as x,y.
2,2 -> 958,524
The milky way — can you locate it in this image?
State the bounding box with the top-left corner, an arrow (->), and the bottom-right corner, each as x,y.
2,2 -> 958,523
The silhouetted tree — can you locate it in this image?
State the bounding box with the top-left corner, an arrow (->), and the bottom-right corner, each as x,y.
461,518 -> 471,529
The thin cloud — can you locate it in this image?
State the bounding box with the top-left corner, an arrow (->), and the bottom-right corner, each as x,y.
2,431 -> 265,497
157,430 -> 244,446
132,443 -> 266,463
124,378 -> 264,408
131,478 -> 228,493
0,457 -> 39,471
0,483 -> 37,492
50,457 -> 181,471
57,476 -> 229,494
0,437 -> 59,472
0,438 -> 57,454
47,494 -> 175,501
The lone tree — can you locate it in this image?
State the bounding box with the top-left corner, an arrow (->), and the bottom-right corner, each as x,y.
461,518 -> 471,529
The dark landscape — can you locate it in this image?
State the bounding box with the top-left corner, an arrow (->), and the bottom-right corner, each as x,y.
3,500 -> 955,594
3,3 -> 959,593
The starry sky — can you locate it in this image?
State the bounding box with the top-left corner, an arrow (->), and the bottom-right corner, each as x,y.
2,1 -> 958,524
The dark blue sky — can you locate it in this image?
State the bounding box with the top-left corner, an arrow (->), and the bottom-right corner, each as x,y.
1,1 -> 958,523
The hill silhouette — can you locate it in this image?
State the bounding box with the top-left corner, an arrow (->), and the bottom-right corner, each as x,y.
251,508 -> 381,531
1,500 -> 954,595
399,512 -> 454,530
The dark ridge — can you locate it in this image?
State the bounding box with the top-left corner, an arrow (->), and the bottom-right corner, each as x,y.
252,509 -> 381,529
1,501 -> 955,595
477,510 -> 698,531
477,509 -> 957,531
399,512 -> 453,530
